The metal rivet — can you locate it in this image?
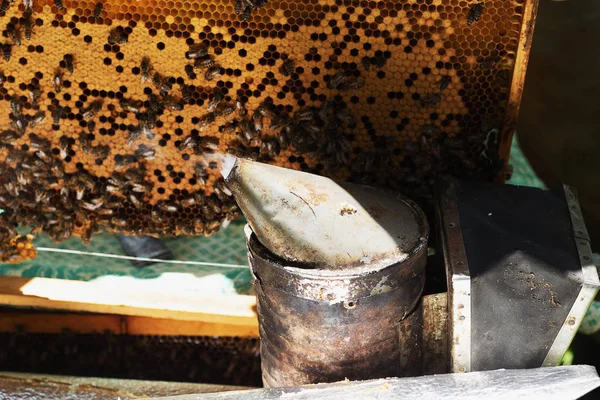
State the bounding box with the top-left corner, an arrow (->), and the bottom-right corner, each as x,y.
459,316 -> 465,321
577,230 -> 585,236
343,300 -> 358,310
458,367 -> 466,373
448,222 -> 456,228
583,255 -> 591,261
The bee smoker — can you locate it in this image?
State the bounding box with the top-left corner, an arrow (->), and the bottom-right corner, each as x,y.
224,157 -> 429,387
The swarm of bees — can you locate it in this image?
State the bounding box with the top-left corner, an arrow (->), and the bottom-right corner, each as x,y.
0,0 -> 524,262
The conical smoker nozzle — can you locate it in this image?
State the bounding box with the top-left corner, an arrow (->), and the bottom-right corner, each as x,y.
223,157 -> 427,270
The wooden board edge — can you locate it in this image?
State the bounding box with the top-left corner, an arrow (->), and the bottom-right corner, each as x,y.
0,311 -> 259,337
0,276 -> 258,329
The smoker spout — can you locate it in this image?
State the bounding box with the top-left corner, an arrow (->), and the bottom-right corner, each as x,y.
223,157 -> 428,270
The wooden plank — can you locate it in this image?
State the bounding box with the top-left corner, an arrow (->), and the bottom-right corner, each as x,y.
0,312 -> 258,337
0,276 -> 258,331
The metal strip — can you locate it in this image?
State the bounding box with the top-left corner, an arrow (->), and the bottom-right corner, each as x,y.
437,179 -> 471,373
542,185 -> 600,366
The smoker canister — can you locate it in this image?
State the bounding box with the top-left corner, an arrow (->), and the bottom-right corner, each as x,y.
247,213 -> 427,386
224,158 -> 429,387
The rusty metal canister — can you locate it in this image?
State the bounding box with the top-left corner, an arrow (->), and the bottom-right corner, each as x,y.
245,193 -> 428,387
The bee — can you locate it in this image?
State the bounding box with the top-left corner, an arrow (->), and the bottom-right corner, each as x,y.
124,167 -> 144,182
242,6 -> 252,22
128,194 -> 143,209
479,57 -> 498,71
201,204 -> 216,220
280,58 -> 295,77
29,132 -> 50,151
205,65 -> 223,81
61,53 -> 74,74
421,124 -> 441,137
164,95 -> 183,111
159,203 -> 179,213
50,159 -> 64,178
255,0 -> 267,7
111,217 -> 128,228
126,127 -> 141,147
52,69 -> 63,92
181,196 -> 196,208
91,144 -> 110,159
10,97 -> 21,117
87,120 -> 96,134
119,98 -> 142,113
186,43 -> 208,59
340,77 -> 365,90
2,43 -> 11,62
0,129 -> 18,144
207,90 -> 224,113
219,120 -> 238,134
197,112 -> 216,131
7,25 -> 22,46
114,154 -> 138,170
269,114 -> 289,131
439,75 -> 451,91
234,98 -> 247,117
467,2 -> 484,26
53,0 -> 64,10
194,163 -> 208,185
257,104 -> 275,118
141,57 -> 152,83
11,116 -> 26,136
152,72 -> 172,94
194,55 -> 215,70
213,180 -> 233,202
58,135 -> 71,159
0,0 -> 9,13
82,100 -> 103,119
260,138 -> 280,159
73,180 -> 88,201
215,104 -> 234,117
22,9 -> 33,40
0,71 -> 5,85
444,136 -> 465,149
494,69 -> 510,88
178,136 -> 198,151
92,2 -> 104,21
252,112 -> 263,132
234,0 -> 244,15
237,120 -> 258,144
420,93 -> 441,108
146,93 -> 162,113
294,108 -> 314,122
22,0 -> 33,10
28,85 -> 41,108
108,27 -> 129,44
81,198 -> 103,211
135,144 -> 155,161
131,181 -> 152,194
178,84 -> 192,104
361,56 -> 371,71
328,71 -> 346,89
184,64 -> 196,79
97,208 -> 114,217
200,137 -> 219,153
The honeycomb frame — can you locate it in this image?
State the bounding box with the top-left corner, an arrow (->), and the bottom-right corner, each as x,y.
0,0 -> 539,262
